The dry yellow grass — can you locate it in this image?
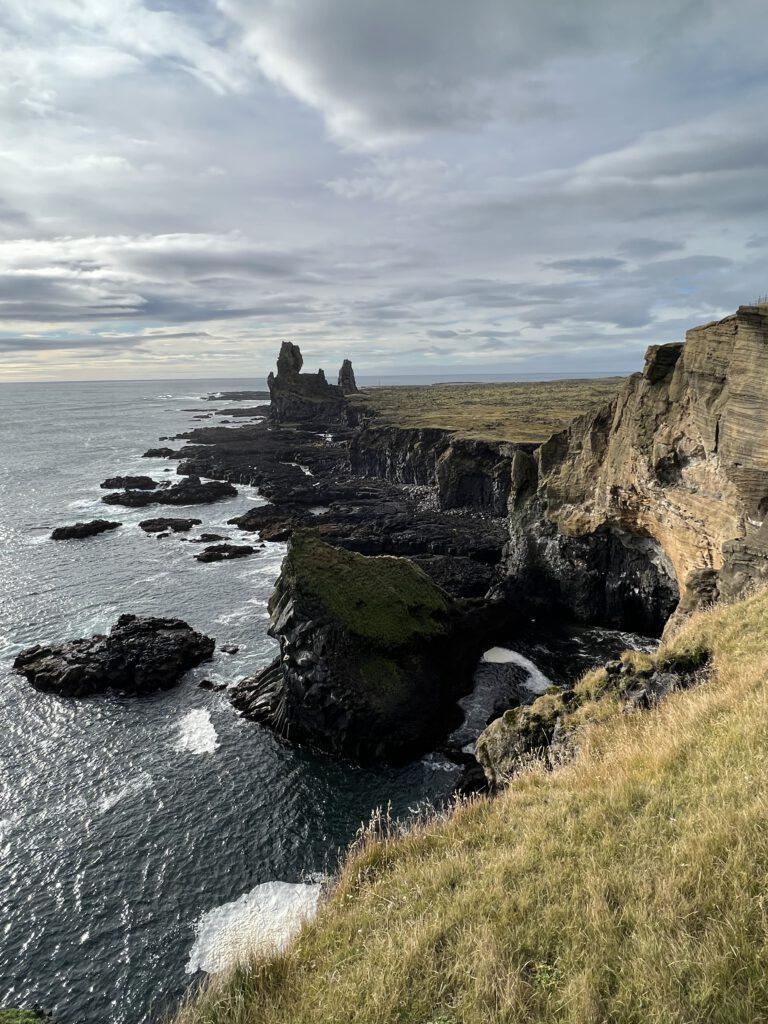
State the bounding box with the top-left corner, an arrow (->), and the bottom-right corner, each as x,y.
176,589 -> 768,1024
349,378 -> 622,442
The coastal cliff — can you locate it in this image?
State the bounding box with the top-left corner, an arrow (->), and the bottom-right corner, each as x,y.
505,306 -> 768,632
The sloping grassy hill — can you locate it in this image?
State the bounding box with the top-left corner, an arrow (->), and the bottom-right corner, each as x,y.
177,589 -> 768,1024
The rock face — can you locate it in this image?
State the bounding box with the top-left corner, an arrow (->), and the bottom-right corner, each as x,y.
13,614 -> 215,696
338,358 -> 358,393
100,475 -> 156,490
51,519 -> 121,540
102,475 -> 236,507
267,341 -> 349,424
232,532 -> 482,762
505,307 -> 768,633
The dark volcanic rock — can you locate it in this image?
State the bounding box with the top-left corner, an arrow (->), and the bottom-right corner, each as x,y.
267,341 -> 347,424
338,358 -> 358,393
139,517 -> 202,534
51,519 -> 121,540
195,543 -> 255,562
100,475 -> 156,490
13,614 -> 215,696
232,532 -> 490,763
103,475 -> 236,507
142,447 -> 178,458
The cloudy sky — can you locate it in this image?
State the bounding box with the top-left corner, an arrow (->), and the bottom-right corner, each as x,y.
1,0 -> 767,381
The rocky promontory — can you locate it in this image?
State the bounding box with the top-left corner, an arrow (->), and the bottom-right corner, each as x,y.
14,614 -> 214,696
102,475 -> 236,507
232,532 -> 487,762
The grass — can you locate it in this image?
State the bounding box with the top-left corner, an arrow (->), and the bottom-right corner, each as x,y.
176,587 -> 768,1024
348,378 -> 622,442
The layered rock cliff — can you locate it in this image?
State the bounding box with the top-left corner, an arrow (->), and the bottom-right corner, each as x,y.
506,306 -> 768,633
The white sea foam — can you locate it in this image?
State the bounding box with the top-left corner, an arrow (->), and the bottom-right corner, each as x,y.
482,647 -> 552,694
186,880 -> 322,974
175,710 -> 219,754
97,772 -> 153,814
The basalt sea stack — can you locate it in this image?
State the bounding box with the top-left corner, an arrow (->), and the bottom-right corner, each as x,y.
232,531 -> 481,762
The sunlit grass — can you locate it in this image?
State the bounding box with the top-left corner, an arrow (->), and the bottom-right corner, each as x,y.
176,588 -> 768,1024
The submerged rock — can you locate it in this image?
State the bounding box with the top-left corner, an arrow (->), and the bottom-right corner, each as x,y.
195,543 -> 255,562
232,531 -> 484,762
100,475 -> 156,490
13,614 -> 214,697
139,517 -> 202,534
102,475 -> 236,507
50,519 -> 121,540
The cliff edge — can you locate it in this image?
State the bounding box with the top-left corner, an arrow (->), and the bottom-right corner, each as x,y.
507,306 -> 768,632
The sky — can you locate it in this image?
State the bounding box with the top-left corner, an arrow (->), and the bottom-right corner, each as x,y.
1,0 -> 768,381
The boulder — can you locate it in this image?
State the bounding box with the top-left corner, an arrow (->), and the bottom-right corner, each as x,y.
102,475 -> 236,507
232,531 -> 483,762
195,543 -> 255,562
51,520 -> 121,540
13,614 -> 215,696
100,475 -> 156,490
139,517 -> 202,534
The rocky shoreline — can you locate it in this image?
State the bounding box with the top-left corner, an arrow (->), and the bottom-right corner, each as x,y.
31,306 -> 768,786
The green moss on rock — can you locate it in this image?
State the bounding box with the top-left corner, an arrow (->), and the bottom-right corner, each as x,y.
0,1011 -> 47,1024
275,530 -> 453,646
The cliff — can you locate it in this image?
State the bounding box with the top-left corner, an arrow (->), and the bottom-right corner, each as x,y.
506,306 -> 768,633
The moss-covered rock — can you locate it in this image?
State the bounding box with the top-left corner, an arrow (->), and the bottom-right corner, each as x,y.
0,1011 -> 48,1024
476,640 -> 712,786
234,532 -> 483,762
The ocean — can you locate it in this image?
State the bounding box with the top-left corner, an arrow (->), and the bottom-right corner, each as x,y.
0,378 -> 648,1023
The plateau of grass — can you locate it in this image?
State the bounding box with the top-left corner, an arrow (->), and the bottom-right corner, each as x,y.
349,378 -> 622,442
177,588 -> 768,1024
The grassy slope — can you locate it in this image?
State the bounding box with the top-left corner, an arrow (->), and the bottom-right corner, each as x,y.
349,378 -> 622,442
178,590 -> 768,1024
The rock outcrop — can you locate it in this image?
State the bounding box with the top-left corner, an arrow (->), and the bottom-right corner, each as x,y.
13,614 -> 214,696
139,517 -> 202,533
195,542 -> 255,562
505,307 -> 768,633
338,358 -> 358,393
100,475 -> 156,490
476,646 -> 709,787
102,475 -> 236,507
267,341 -> 351,424
50,519 -> 121,540
232,532 -> 485,762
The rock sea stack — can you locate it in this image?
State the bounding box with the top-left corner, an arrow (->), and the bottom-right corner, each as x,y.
13,614 -> 215,697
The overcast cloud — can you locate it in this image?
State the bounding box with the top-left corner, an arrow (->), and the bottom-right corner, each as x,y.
1,0 -> 767,380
